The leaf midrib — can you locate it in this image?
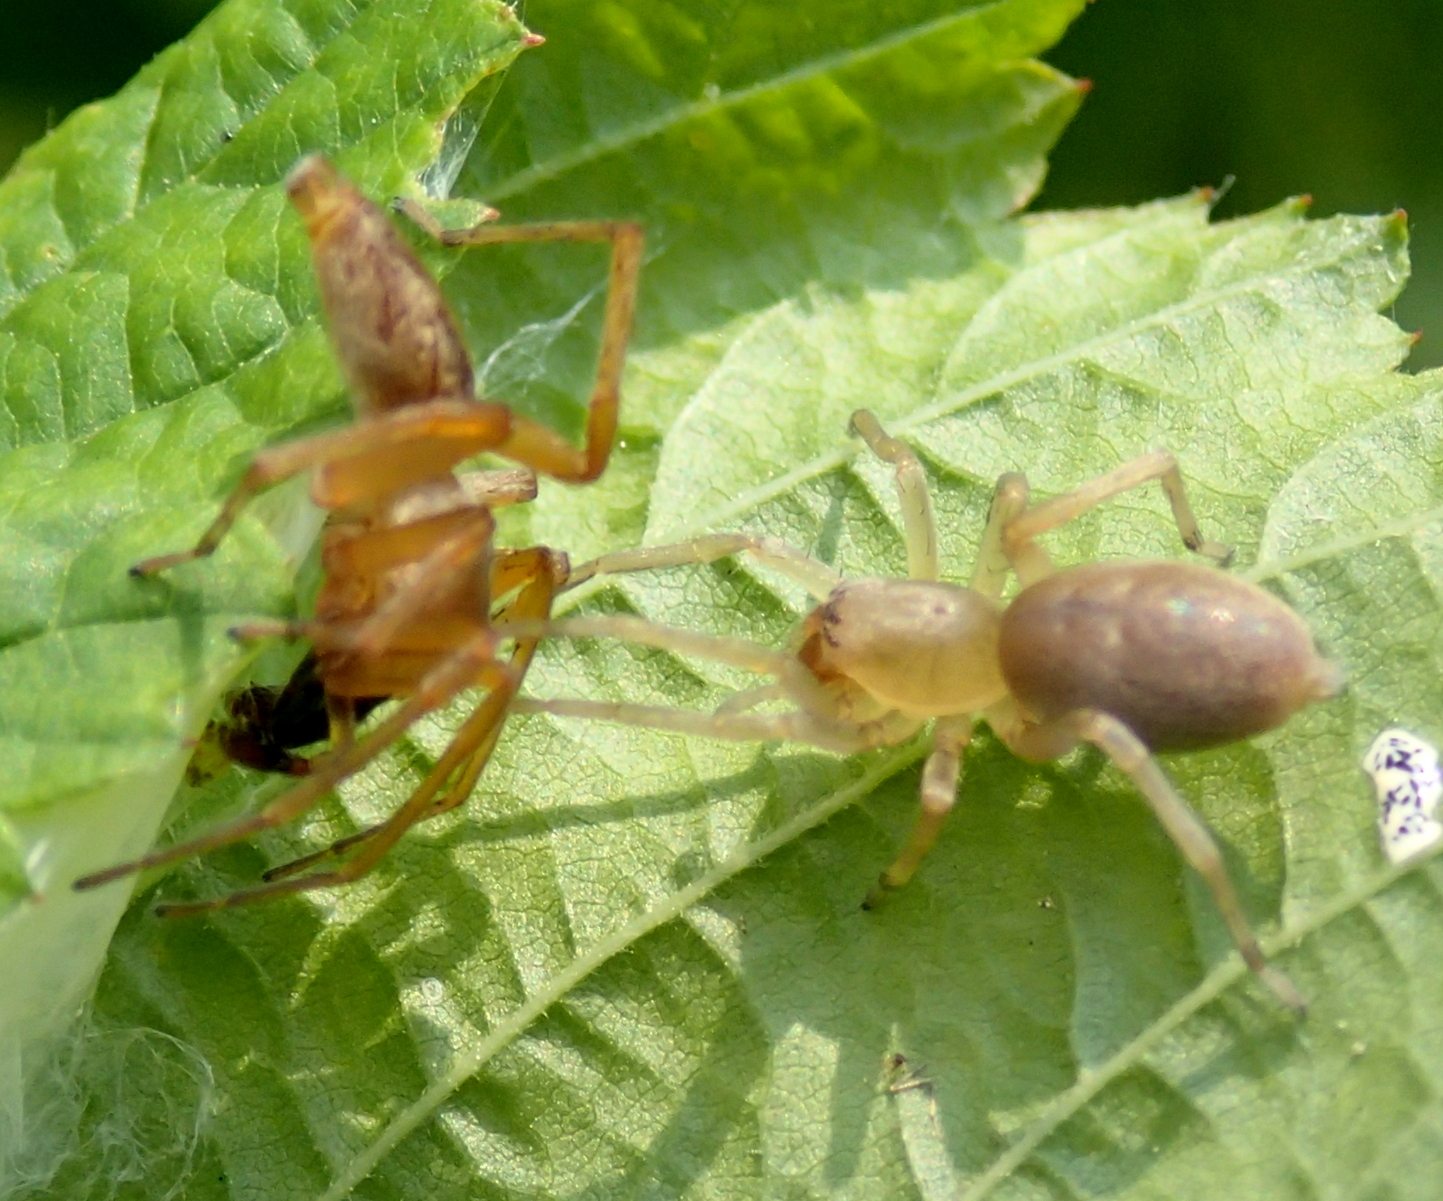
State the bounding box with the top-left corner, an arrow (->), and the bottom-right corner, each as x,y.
483,0 -> 1039,205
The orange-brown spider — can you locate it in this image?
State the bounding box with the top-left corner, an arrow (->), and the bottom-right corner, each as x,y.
74,154 -> 643,915
504,411 -> 1340,1012
193,473 -> 540,779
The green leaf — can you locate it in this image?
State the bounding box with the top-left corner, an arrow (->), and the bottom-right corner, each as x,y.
6,1 -> 1443,1200
0,0 -> 539,1158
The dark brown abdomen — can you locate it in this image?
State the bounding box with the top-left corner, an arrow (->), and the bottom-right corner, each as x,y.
998,560 -> 1337,751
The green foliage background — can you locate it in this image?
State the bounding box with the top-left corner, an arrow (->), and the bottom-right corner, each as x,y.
5,1 -> 1443,368
1,1 -> 1441,1199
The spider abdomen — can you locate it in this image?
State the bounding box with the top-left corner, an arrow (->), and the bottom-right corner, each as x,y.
998,560 -> 1341,751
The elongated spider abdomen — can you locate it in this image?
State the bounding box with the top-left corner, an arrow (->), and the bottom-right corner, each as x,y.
998,560 -> 1342,752
287,154 -> 477,414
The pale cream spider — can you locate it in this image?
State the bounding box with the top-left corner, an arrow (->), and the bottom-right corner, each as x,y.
509,410 -> 1342,1013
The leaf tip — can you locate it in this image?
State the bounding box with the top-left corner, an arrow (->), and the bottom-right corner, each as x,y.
1074,77 -> 1094,96
523,32 -> 546,48
1383,207 -> 1411,257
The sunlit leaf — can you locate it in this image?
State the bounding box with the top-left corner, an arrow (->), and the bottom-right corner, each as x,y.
5,1 -> 1440,1199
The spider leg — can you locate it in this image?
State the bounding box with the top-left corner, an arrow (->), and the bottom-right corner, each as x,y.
130,401 -> 513,576
74,635 -> 511,899
1002,450 -> 1233,573
1002,707 -> 1306,1014
849,410 -> 939,582
565,532 -> 840,601
864,716 -> 971,907
397,203 -> 645,484
259,548 -> 565,883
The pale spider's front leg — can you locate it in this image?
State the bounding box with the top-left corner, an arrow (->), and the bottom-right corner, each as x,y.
504,613 -> 874,753
510,694 -> 875,754
848,409 -> 940,582
563,407 -> 940,599
564,532 -> 841,601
